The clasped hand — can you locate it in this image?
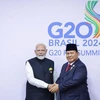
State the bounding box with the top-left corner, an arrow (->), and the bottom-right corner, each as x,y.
48,83 -> 59,93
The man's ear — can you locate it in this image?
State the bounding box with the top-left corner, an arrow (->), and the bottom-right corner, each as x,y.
34,50 -> 36,54
78,52 -> 80,56
46,49 -> 47,53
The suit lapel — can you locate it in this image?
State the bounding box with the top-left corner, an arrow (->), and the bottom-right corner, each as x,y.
63,59 -> 79,77
61,59 -> 80,78
61,63 -> 69,77
64,65 -> 75,76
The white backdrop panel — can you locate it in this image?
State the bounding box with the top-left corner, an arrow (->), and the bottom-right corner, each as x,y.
0,0 -> 100,100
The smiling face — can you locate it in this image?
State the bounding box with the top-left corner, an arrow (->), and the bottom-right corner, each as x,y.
66,50 -> 79,63
35,44 -> 47,60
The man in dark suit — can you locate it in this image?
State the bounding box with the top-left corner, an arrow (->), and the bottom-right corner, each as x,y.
49,44 -> 90,100
25,43 -> 54,100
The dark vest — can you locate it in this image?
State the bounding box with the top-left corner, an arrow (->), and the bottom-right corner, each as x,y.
25,57 -> 54,100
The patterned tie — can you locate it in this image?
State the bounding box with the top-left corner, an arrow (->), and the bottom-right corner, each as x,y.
66,64 -> 71,71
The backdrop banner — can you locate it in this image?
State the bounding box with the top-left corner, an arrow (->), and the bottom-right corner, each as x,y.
0,0 -> 100,100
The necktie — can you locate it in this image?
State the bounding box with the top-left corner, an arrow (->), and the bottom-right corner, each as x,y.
66,64 -> 71,71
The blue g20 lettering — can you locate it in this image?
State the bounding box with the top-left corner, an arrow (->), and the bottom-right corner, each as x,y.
49,50 -> 62,56
48,22 -> 93,38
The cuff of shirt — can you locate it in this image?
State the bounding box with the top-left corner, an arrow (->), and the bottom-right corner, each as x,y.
46,84 -> 49,88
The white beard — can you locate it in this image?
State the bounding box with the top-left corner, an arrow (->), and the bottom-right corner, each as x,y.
36,55 -> 45,60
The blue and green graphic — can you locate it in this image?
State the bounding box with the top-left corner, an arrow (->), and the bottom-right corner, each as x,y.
85,0 -> 100,38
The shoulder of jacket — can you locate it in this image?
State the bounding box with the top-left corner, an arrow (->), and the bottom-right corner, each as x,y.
45,58 -> 54,62
27,57 -> 36,62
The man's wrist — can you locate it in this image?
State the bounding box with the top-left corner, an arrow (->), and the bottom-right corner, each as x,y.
47,84 -> 49,89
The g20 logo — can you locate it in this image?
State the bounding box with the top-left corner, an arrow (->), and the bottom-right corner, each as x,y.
48,22 -> 93,39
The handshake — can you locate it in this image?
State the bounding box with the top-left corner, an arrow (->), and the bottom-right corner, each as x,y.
47,83 -> 59,93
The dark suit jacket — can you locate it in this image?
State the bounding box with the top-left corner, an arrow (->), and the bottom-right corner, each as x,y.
56,58 -> 90,100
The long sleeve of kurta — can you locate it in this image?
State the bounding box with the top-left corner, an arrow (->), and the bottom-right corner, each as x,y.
25,61 -> 48,88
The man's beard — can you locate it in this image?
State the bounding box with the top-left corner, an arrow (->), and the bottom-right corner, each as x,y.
36,55 -> 45,60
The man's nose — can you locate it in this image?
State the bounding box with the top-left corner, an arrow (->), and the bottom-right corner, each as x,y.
39,50 -> 43,53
